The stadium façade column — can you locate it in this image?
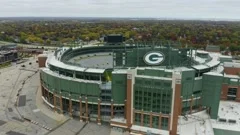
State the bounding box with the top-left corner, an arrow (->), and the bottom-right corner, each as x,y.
170,72 -> 182,135
37,54 -> 47,68
53,92 -> 57,112
60,92 -> 63,114
237,86 -> 240,102
69,94 -> 73,117
85,97 -> 89,122
79,97 -> 83,121
126,73 -> 133,129
221,84 -> 228,100
111,99 -> 114,119
97,98 -> 101,125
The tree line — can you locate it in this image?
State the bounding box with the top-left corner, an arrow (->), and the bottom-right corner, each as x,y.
0,20 -> 240,51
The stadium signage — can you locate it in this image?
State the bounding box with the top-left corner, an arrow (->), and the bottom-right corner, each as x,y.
144,52 -> 164,65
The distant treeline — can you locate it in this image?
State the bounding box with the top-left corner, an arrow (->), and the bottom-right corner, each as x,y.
0,20 -> 240,51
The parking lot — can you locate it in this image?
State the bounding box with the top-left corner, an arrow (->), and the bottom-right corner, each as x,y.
0,57 -> 53,135
0,56 -> 128,135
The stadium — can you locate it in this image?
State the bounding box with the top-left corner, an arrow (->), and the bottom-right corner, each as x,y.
39,36 -> 240,135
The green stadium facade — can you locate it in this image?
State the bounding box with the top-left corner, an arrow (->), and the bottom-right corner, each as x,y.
39,44 -> 240,135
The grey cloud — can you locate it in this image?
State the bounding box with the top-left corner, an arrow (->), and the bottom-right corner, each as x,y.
0,0 -> 239,20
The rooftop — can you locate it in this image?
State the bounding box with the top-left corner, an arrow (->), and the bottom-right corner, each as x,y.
219,55 -> 232,59
196,50 -> 209,54
42,68 -> 101,84
131,125 -> 169,135
136,75 -> 172,81
211,101 -> 240,132
204,72 -> 223,77
47,53 -> 106,74
177,110 -> 214,135
112,69 -> 128,74
192,65 -> 209,70
224,62 -> 240,68
206,45 -> 220,52
224,73 -> 240,79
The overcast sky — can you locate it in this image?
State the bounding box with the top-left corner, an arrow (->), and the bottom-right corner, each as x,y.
0,0 -> 239,20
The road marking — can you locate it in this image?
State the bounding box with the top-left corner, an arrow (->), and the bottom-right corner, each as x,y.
33,109 -> 40,113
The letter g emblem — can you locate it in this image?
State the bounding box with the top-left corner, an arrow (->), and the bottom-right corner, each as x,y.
144,52 -> 164,65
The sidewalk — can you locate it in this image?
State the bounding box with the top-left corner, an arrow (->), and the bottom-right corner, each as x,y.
35,79 -> 67,123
